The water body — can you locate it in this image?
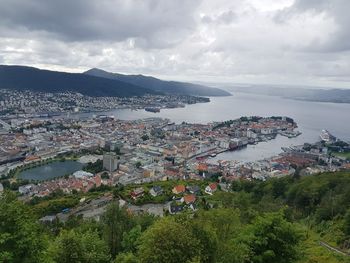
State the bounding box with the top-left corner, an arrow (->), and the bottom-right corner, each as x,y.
19,160 -> 84,181
75,93 -> 350,162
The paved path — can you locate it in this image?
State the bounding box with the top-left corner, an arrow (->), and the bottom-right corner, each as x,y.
319,241 -> 349,256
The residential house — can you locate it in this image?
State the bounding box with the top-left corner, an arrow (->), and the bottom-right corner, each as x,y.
131,187 -> 145,200
172,184 -> 186,195
186,185 -> 200,195
182,194 -> 196,205
197,163 -> 208,173
205,183 -> 218,195
169,203 -> 184,214
150,185 -> 163,197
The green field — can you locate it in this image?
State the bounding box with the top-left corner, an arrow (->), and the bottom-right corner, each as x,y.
333,152 -> 350,160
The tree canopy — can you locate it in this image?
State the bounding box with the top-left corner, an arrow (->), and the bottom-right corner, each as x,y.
1,171 -> 349,263
0,192 -> 46,263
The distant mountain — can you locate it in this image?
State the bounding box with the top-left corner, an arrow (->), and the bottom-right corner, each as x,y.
84,68 -> 231,96
228,85 -> 350,104
0,65 -> 161,97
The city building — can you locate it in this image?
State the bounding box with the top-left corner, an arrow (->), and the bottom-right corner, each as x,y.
103,152 -> 119,172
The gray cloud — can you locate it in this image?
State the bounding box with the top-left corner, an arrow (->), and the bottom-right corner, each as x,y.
201,10 -> 237,25
0,0 -> 349,88
276,0 -> 350,52
0,0 -> 200,48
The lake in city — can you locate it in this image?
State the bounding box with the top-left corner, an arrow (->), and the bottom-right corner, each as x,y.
19,160 -> 84,181
72,92 -> 350,162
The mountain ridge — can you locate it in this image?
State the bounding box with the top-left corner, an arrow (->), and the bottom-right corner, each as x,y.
84,68 -> 231,97
0,65 -> 161,97
0,65 -> 230,98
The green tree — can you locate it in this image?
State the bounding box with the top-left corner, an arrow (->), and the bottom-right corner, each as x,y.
194,209 -> 244,262
195,209 -> 241,243
219,238 -> 251,263
343,208 -> 350,237
141,134 -> 149,141
114,252 -> 138,263
271,177 -> 289,198
133,213 -> 156,231
80,230 -> 110,263
49,229 -> 110,263
138,217 -> 201,263
122,225 -> 142,253
101,202 -> 133,258
245,212 -> 303,263
190,222 -> 218,263
49,230 -> 84,263
0,192 -> 46,263
101,172 -> 110,179
83,159 -> 104,174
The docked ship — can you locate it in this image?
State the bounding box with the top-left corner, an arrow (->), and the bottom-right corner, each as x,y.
229,138 -> 248,150
145,107 -> 160,113
320,129 -> 336,143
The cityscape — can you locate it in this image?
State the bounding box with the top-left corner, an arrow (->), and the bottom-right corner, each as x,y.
1,77 -> 350,263
0,88 -> 210,116
1,1 -> 350,262
1,112 -> 349,218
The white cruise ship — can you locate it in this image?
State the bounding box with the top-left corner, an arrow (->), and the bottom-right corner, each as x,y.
320,129 -> 336,143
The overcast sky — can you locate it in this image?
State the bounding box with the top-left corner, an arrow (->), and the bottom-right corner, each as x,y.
0,0 -> 349,88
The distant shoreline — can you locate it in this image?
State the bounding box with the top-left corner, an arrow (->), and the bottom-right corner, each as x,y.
230,90 -> 350,104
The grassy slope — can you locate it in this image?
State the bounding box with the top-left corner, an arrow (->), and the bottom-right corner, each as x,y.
333,152 -> 350,160
299,231 -> 348,263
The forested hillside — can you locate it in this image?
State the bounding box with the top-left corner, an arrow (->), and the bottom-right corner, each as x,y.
84,68 -> 231,97
1,171 -> 349,262
0,65 -> 161,97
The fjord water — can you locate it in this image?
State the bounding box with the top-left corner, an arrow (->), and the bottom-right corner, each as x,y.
80,92 -> 350,162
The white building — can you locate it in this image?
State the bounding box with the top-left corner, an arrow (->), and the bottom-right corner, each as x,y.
247,129 -> 258,139
73,170 -> 94,178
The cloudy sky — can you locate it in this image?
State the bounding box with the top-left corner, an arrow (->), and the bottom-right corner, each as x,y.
0,0 -> 349,88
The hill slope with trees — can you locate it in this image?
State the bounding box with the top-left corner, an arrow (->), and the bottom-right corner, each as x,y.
1,171 -> 349,262
0,65 -> 161,97
84,68 -> 231,97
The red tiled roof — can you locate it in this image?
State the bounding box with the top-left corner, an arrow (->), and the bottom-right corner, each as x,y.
173,185 -> 185,194
197,163 -> 208,171
183,194 -> 196,204
209,183 -> 217,191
